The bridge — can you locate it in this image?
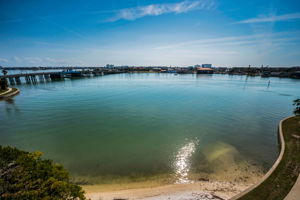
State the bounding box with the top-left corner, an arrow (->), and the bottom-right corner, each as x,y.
0,70 -> 124,85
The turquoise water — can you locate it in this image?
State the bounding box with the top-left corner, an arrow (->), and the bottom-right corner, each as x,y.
1,73 -> 299,184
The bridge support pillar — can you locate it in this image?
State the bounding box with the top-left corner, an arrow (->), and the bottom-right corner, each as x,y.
30,75 -> 37,83
38,75 -> 44,82
8,77 -> 15,85
25,76 -> 31,84
44,74 -> 50,81
15,77 -> 21,84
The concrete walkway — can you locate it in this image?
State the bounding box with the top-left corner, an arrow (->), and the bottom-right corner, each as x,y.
285,174 -> 300,200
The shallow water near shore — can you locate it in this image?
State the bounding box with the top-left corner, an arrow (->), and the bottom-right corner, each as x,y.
0,73 -> 299,185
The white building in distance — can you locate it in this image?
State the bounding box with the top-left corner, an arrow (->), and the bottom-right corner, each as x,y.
201,64 -> 212,68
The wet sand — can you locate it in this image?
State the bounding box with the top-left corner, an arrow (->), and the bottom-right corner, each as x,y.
82,152 -> 265,200
83,180 -> 252,200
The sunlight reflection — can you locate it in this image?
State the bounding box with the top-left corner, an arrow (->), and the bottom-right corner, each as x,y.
174,140 -> 198,184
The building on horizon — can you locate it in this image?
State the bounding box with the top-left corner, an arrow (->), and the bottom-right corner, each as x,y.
197,67 -> 214,74
201,64 -> 212,68
106,64 -> 114,69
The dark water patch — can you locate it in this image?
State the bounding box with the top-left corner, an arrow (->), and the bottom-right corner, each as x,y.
278,93 -> 293,97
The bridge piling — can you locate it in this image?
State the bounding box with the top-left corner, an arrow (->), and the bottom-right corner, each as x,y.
30,75 -> 37,83
15,77 -> 21,84
8,77 -> 15,85
25,76 -> 31,84
38,75 -> 44,82
50,73 -> 63,80
44,74 -> 50,81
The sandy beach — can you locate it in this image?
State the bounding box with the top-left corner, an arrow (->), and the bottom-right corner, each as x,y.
82,150 -> 264,200
83,180 -> 252,200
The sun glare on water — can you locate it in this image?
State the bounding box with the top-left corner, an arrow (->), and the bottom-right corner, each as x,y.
174,140 -> 198,184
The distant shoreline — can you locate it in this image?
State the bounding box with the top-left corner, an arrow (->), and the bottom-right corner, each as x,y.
2,66 -> 300,80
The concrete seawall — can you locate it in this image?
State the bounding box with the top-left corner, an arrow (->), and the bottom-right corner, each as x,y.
230,116 -> 293,200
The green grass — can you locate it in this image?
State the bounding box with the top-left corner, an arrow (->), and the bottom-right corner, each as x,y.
238,116 -> 300,200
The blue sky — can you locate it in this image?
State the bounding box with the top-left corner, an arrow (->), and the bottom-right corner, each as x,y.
0,0 -> 300,67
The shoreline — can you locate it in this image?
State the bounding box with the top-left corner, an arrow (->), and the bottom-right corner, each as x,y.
81,164 -> 264,200
83,180 -> 252,200
229,116 -> 288,199
233,116 -> 300,200
78,146 -> 266,199
78,153 -> 265,199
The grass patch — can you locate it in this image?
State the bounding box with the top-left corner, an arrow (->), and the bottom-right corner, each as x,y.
238,116 -> 300,200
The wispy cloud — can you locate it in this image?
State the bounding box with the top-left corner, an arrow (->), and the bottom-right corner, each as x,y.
108,0 -> 214,22
236,12 -> 300,24
0,58 -> 9,63
6,56 -> 82,66
154,31 -> 300,49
